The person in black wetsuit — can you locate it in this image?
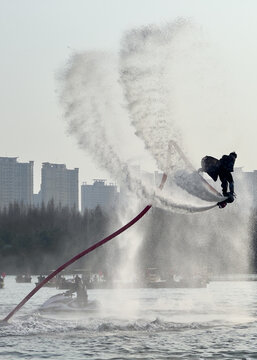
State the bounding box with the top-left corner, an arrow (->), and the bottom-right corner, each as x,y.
200,151 -> 237,202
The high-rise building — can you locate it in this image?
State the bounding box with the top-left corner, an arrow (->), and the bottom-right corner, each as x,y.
41,163 -> 78,210
0,157 -> 33,209
81,179 -> 118,212
236,168 -> 257,207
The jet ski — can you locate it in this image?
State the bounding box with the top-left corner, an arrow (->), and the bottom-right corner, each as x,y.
39,292 -> 99,314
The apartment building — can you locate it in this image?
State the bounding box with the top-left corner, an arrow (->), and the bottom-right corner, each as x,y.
0,157 -> 33,209
81,179 -> 118,212
41,163 -> 78,210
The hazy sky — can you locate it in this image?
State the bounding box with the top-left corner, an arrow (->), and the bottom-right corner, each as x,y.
1,0 -> 257,192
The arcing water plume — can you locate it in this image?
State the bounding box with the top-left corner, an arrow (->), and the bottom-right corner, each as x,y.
60,50 -> 218,214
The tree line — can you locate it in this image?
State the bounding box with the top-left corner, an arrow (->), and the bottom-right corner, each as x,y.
0,202 -> 256,276
0,201 -> 119,275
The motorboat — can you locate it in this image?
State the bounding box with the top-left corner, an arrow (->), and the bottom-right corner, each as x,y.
16,274 -> 32,283
56,276 -> 76,290
35,275 -> 57,288
39,292 -> 99,314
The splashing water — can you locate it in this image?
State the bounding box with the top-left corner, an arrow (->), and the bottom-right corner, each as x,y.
60,50 -> 219,212
59,18 -> 252,278
119,20 -> 252,273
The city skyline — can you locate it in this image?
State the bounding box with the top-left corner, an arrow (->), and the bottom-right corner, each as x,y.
0,154 -> 256,212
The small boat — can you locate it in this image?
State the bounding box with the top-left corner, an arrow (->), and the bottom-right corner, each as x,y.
56,276 -> 76,290
16,274 -> 32,283
39,292 -> 99,314
35,275 -> 57,287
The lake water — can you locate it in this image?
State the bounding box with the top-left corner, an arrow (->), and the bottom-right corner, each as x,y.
1,276 -> 257,359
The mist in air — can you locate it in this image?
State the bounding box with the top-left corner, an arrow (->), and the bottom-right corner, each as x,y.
60,18 -> 252,282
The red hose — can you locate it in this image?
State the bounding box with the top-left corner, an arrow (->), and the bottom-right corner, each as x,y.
3,174 -> 167,322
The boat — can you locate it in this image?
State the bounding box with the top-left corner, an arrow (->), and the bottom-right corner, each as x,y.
15,274 -> 32,283
144,268 -> 208,288
39,292 -> 99,314
56,276 -> 76,290
35,275 -> 57,287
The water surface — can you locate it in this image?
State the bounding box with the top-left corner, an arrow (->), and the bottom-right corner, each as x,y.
1,277 -> 257,359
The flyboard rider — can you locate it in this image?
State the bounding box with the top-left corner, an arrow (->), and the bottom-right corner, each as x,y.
199,152 -> 237,205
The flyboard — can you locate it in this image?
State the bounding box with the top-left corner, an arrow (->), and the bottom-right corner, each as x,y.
168,141 -> 230,208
